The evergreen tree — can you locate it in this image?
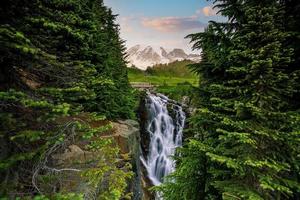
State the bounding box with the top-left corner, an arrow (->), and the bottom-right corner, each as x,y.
0,0 -> 135,198
158,1 -> 300,199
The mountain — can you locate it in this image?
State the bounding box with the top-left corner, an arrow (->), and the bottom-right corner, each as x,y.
127,45 -> 201,70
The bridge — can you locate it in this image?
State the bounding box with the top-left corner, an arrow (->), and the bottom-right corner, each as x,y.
130,82 -> 156,91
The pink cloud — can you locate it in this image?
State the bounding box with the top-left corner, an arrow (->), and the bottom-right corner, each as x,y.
141,16 -> 206,32
199,6 -> 217,16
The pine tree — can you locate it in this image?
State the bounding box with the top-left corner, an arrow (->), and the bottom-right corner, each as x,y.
0,0 -> 135,197
158,1 -> 300,199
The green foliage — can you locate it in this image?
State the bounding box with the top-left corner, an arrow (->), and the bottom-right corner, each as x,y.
156,82 -> 197,102
158,1 -> 300,199
128,64 -> 198,87
0,0 -> 135,198
146,60 -> 197,78
33,193 -> 84,200
0,193 -> 84,200
82,137 -> 133,200
156,140 -> 215,200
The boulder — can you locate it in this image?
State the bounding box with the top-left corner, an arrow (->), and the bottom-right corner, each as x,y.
52,145 -> 92,165
112,120 -> 140,154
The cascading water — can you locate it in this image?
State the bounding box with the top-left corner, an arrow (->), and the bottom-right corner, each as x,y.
141,93 -> 186,188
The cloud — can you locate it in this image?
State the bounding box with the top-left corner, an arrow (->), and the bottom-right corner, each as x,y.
141,16 -> 206,32
199,6 -> 217,16
119,17 -> 135,33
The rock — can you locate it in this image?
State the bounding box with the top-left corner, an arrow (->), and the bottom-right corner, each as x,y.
52,145 -> 94,166
47,120 -> 140,197
138,94 -> 151,159
181,95 -> 190,106
141,175 -> 155,200
179,96 -> 197,116
47,119 -> 144,199
112,120 -> 143,200
112,120 -> 140,154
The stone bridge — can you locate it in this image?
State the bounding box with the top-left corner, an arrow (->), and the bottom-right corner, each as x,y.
130,82 -> 156,91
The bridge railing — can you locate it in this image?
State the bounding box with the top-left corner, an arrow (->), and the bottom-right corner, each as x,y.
130,82 -> 157,90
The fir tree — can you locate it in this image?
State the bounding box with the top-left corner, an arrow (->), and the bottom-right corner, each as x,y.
0,0 -> 135,197
158,1 -> 300,199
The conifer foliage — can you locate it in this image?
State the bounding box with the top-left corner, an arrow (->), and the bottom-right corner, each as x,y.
158,1 -> 300,199
0,0 -> 135,198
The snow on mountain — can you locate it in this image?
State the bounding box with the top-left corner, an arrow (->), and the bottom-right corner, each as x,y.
126,45 -> 201,70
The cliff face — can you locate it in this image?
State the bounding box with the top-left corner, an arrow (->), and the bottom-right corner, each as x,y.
112,120 -> 143,200
137,94 -> 156,200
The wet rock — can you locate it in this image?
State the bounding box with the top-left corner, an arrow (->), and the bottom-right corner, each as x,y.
112,120 -> 139,154
138,93 -> 151,159
112,120 -> 143,200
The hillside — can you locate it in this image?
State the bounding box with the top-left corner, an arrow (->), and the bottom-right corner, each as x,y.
146,60 -> 197,78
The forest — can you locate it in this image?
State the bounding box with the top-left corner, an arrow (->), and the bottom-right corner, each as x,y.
0,0 -> 135,199
0,0 -> 300,199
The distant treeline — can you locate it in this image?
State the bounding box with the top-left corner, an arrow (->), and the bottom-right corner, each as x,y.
129,59 -> 197,78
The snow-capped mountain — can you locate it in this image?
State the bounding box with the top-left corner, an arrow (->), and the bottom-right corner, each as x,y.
127,45 -> 201,70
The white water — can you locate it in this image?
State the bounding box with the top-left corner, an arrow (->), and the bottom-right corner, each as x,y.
141,93 -> 186,187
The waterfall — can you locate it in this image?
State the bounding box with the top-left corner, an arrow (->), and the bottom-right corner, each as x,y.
141,93 -> 186,187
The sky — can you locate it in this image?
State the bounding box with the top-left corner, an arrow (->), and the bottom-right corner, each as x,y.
103,0 -> 225,53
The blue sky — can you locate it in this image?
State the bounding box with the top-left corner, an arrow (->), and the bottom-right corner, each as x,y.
104,0 -> 224,53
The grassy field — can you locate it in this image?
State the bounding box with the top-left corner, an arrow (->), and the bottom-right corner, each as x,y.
128,63 -> 199,101
127,60 -> 198,86
128,72 -> 198,86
